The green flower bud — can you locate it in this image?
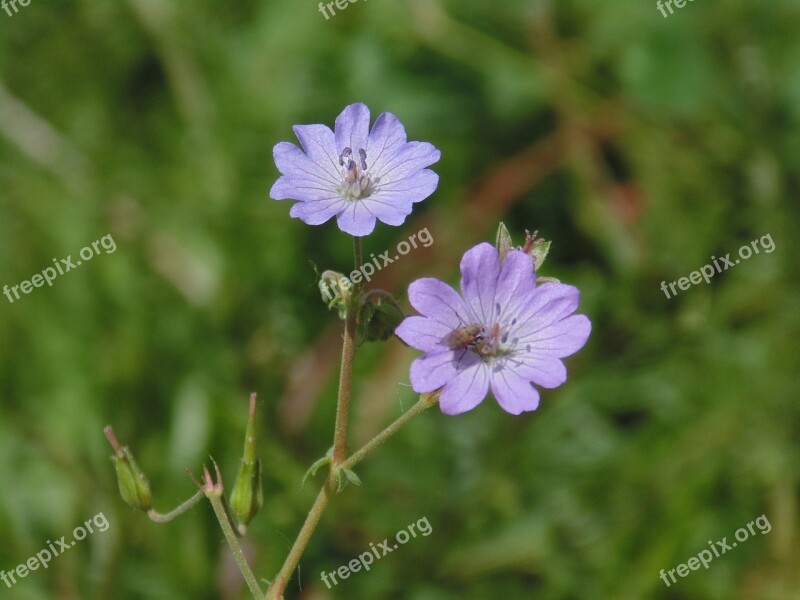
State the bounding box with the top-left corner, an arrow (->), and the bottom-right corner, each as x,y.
104,426 -> 153,512
230,393 -> 263,527
319,270 -> 350,319
357,290 -> 405,343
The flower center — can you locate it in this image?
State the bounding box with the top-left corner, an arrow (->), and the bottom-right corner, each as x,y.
338,147 -> 380,200
473,322 -> 512,359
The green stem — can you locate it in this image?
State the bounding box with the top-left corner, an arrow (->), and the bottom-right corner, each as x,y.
147,490 -> 204,523
340,395 -> 435,472
331,236 -> 362,466
264,393 -> 438,600
265,485 -> 331,600
208,493 -> 263,599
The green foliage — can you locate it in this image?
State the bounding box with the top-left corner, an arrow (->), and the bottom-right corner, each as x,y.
1,0 -> 798,599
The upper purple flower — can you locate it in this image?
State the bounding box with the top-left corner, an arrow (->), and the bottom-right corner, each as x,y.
395,242 -> 591,415
269,103 -> 441,236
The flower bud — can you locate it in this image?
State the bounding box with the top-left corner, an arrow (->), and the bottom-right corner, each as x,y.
319,270 -> 350,318
104,426 -> 153,512
357,290 -> 405,343
230,393 -> 263,527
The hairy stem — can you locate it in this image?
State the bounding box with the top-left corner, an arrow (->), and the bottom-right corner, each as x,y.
265,484 -> 331,600
146,490 -> 204,523
208,493 -> 263,599
331,236 -> 362,466
265,393 -> 438,599
340,394 -> 437,472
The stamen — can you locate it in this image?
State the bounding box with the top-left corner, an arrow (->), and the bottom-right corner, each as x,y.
339,147 -> 352,166
338,147 -> 378,200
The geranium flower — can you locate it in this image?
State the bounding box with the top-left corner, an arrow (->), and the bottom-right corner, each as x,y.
395,242 -> 591,415
270,103 -> 441,236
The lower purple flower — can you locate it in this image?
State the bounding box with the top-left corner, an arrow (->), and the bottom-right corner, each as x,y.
395,242 -> 591,415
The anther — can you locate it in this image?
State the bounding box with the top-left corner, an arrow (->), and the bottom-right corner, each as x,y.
339,147 -> 352,166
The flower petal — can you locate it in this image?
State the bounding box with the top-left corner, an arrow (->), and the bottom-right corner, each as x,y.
372,141 -> 441,184
407,278 -> 469,329
516,314 -> 591,359
288,198 -> 347,225
460,242 -> 501,323
359,197 -> 413,226
494,249 -> 537,324
335,201 -> 378,236
489,367 -> 541,414
374,169 -> 439,205
366,112 -> 407,169
272,141 -> 338,187
439,360 -> 490,415
409,350 -> 460,393
395,316 -> 452,352
270,175 -> 338,202
292,124 -> 341,179
513,283 -> 583,337
335,103 -> 370,156
507,353 -> 567,389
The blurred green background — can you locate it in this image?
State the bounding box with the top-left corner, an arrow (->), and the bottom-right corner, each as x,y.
1,0 -> 798,598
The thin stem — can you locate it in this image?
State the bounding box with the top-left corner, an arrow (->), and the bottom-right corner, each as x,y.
147,490 -> 204,523
208,493 -> 263,599
331,236 -> 362,466
340,395 -> 435,472
264,393 -> 437,600
265,485 -> 331,600
352,236 -> 363,280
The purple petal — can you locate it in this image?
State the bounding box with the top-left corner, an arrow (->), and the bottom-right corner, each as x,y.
270,175 -> 338,202
372,141 -> 441,184
508,354 -> 567,389
395,316 -> 452,352
334,103 -> 370,155
374,169 -> 440,205
460,243 -> 501,323
439,361 -> 490,415
359,197 -> 413,226
272,141 -> 338,187
517,314 -> 591,359
409,351 -> 460,393
288,198 -> 346,225
335,201 -> 378,236
407,278 -> 468,329
292,124 -> 340,178
494,249 -> 537,324
489,367 -> 541,414
366,112 -> 407,169
513,283 -> 583,337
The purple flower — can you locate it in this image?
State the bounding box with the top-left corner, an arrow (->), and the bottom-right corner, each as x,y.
270,103 -> 441,236
395,242 -> 591,415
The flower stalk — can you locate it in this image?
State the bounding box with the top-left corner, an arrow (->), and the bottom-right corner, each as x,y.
198,463 -> 263,600
331,236 -> 362,467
